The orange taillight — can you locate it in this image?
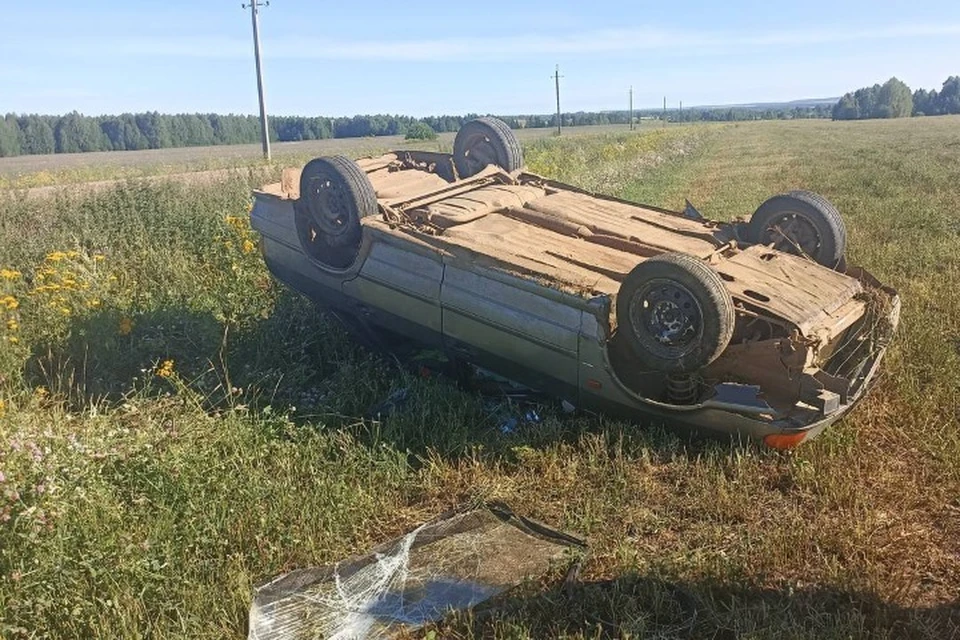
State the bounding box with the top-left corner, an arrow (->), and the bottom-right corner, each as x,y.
763,431 -> 809,450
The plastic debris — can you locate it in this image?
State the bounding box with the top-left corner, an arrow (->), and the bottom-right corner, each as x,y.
248,504 -> 585,640
498,417 -> 519,434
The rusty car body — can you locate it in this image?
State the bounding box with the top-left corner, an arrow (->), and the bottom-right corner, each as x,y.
250,117 -> 899,448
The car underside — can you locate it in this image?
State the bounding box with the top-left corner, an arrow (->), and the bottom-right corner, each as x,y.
251,118 -> 900,447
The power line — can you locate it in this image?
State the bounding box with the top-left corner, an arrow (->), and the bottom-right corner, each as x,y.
242,0 -> 271,160
551,65 -> 564,135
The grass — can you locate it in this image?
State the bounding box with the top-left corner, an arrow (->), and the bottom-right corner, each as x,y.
1,117 -> 959,638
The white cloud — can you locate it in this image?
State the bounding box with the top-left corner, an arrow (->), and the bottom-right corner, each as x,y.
82,23 -> 960,62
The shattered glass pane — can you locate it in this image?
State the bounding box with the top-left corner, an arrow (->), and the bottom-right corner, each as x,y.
248,504 -> 585,640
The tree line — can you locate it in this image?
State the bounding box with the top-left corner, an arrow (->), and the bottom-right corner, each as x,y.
0,102 -> 841,159
832,75 -> 960,120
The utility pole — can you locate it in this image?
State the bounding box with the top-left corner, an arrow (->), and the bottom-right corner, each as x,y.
663,95 -> 667,127
243,0 -> 271,160
552,65 -> 563,135
629,86 -> 634,130
680,100 -> 683,122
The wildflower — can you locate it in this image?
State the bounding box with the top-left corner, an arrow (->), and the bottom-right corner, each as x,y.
87,299 -> 101,309
0,399 -> 5,416
35,386 -> 48,398
156,359 -> 175,378
0,269 -> 20,280
46,251 -> 67,262
242,239 -> 256,254
93,254 -> 105,262
118,317 -> 134,335
6,319 -> 18,331
0,295 -> 18,310
6,336 -> 16,344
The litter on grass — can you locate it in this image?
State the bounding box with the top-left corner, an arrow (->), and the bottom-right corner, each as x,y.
248,503 -> 585,640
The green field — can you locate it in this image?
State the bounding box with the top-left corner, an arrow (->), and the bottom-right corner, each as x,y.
1,117 -> 959,639
0,124 -> 640,191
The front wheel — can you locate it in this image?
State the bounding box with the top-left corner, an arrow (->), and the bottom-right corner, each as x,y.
616,253 -> 735,373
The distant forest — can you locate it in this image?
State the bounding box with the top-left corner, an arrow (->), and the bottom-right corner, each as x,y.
0,102 -> 834,159
832,75 -> 960,120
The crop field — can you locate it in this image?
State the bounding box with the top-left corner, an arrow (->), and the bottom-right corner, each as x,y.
0,123 -> 637,192
1,117 -> 959,638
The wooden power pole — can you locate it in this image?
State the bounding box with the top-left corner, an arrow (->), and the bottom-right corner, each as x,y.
243,0 -> 271,160
552,65 -> 563,135
662,95 -> 667,127
629,86 -> 634,130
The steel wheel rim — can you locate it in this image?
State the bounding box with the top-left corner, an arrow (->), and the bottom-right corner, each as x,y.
629,279 -> 703,352
305,175 -> 350,238
764,212 -> 822,259
461,133 -> 498,175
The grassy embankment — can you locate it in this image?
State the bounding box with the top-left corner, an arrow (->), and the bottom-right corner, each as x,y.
1,119 -> 958,638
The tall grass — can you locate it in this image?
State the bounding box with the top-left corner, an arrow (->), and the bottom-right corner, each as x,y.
1,121 -> 958,638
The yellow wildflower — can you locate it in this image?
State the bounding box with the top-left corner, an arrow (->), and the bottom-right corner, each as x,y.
59,307 -> 71,316
118,317 -> 134,335
87,299 -> 102,309
6,319 -> 18,331
93,254 -> 105,262
35,386 -> 48,398
46,251 -> 67,262
0,269 -> 20,280
242,239 -> 256,254
0,399 -> 5,416
156,360 -> 175,378
225,215 -> 248,232
1,296 -> 18,310
7,336 -> 17,344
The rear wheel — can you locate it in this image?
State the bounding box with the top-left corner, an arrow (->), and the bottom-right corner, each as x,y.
617,253 -> 735,373
453,117 -> 523,178
295,155 -> 377,267
747,190 -> 846,269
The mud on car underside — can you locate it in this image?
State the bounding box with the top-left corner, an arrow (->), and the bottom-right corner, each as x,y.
251,117 -> 900,448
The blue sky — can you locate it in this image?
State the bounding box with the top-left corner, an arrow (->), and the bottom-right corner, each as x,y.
3,1 -> 959,117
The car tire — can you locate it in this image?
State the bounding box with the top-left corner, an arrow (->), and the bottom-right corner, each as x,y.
747,190 -> 846,269
453,117 -> 523,178
295,155 -> 377,266
617,253 -> 735,373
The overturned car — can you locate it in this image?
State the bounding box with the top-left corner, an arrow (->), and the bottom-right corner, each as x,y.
251,117 -> 899,448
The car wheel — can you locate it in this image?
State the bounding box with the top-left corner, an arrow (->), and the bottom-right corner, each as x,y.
747,190 -> 846,269
295,155 -> 377,266
453,117 -> 523,178
617,253 -> 735,373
